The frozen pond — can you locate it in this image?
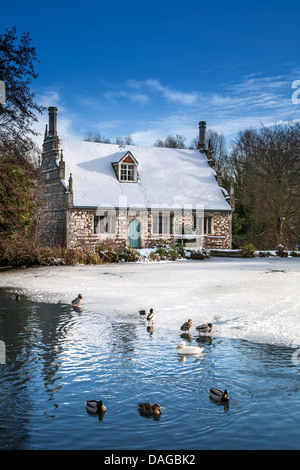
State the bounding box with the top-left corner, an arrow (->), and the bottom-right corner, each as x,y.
0,258 -> 300,449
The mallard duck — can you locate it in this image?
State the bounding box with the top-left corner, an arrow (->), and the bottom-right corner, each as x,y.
209,388 -> 229,403
180,319 -> 193,334
71,294 -> 83,306
196,323 -> 213,336
176,341 -> 204,356
86,400 -> 106,414
11,294 -> 21,302
147,308 -> 155,323
137,403 -> 162,416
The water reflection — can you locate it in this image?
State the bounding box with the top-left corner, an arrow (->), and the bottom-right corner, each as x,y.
110,321 -> 139,355
1,287 -> 300,450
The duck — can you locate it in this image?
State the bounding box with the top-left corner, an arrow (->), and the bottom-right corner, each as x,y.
71,294 -> 83,306
180,319 -> 193,334
196,323 -> 213,336
11,294 -> 21,302
209,388 -> 229,403
147,308 -> 155,323
86,400 -> 106,414
137,402 -> 162,416
176,341 -> 204,356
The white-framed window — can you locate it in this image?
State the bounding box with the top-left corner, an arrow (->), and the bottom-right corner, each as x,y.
204,216 -> 212,234
94,213 -> 116,234
112,152 -> 138,183
192,215 -> 213,234
152,212 -> 174,235
120,163 -> 135,181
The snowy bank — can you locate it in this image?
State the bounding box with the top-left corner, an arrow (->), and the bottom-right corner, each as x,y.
1,257 -> 300,348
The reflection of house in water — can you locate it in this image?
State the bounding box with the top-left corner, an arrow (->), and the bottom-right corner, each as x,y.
35,302 -> 75,399
110,322 -> 139,356
0,290 -> 76,444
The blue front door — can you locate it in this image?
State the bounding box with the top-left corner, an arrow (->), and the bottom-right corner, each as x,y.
129,219 -> 141,248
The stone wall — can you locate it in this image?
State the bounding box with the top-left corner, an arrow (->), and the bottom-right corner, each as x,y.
38,165 -> 69,247
66,208 -> 232,249
203,211 -> 232,249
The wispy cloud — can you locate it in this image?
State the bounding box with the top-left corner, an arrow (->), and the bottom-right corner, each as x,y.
130,73 -> 300,144
34,71 -> 300,147
145,79 -> 199,106
104,89 -> 150,105
110,79 -> 199,106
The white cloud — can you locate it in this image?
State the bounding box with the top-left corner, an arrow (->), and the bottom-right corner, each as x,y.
33,70 -> 300,148
145,79 -> 199,106
35,89 -> 62,109
104,90 -> 150,105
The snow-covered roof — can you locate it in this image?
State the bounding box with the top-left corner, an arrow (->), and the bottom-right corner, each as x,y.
60,140 -> 231,211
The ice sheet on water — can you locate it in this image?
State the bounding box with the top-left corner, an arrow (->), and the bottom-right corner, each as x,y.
1,258 -> 300,348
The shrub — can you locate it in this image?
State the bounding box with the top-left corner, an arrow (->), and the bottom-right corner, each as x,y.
258,251 -> 272,257
240,244 -> 256,258
290,251 -> 300,257
188,248 -> 211,260
150,244 -> 186,261
0,235 -> 41,267
276,244 -> 289,257
118,246 -> 140,262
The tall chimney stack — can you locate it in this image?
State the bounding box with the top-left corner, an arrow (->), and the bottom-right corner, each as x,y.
198,121 -> 206,152
48,106 -> 58,137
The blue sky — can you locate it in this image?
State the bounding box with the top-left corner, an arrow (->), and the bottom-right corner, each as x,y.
2,0 -> 300,147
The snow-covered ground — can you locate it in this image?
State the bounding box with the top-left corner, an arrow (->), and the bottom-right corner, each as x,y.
1,257 -> 300,348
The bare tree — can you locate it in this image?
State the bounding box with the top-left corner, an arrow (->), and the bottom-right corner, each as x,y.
83,132 -> 135,146
153,134 -> 186,149
83,132 -> 111,143
230,122 -> 300,249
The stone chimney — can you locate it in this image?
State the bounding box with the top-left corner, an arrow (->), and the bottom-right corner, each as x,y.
48,106 -> 58,137
198,121 -> 206,153
42,106 -> 60,160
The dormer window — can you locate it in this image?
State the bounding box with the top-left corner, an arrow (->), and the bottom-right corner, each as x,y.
112,151 -> 138,183
121,163 -> 135,181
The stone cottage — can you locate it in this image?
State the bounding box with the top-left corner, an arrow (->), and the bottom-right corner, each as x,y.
38,107 -> 232,250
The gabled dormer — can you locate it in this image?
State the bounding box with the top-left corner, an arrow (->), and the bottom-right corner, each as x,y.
112,151 -> 139,183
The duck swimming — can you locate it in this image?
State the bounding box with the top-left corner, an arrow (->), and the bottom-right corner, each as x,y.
86,400 -> 106,414
137,403 -> 162,416
180,319 -> 193,334
176,341 -> 204,356
71,294 -> 83,306
11,294 -> 21,302
209,388 -> 229,403
196,323 -> 213,336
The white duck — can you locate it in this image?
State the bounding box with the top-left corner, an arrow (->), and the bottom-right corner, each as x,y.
176,341 -> 204,356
